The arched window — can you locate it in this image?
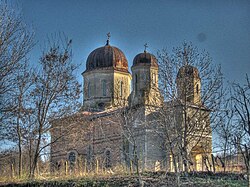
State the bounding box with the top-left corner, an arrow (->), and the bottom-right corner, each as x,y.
120,81 -> 123,97
135,74 -> 138,94
152,73 -> 156,84
102,80 -> 107,96
87,145 -> 92,162
105,149 -> 112,168
196,84 -> 199,94
68,151 -> 76,163
68,151 -> 77,169
93,83 -> 96,95
87,82 -> 91,98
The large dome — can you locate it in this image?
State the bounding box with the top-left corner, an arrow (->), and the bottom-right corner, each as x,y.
132,52 -> 158,68
85,45 -> 128,72
177,65 -> 200,79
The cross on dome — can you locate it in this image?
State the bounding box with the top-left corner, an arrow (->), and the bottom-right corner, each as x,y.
106,32 -> 111,45
144,43 -> 148,53
182,48 -> 189,65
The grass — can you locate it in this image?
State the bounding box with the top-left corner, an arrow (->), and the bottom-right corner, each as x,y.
214,178 -> 248,187
181,173 -> 248,187
0,172 -> 248,187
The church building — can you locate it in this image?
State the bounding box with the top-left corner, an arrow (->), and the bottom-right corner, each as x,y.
51,35 -> 212,173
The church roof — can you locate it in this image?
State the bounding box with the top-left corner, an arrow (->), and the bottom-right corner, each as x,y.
85,44 -> 129,73
132,52 -> 158,68
177,65 -> 200,79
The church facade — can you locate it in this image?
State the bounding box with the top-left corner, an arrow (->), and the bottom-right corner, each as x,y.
51,37 -> 212,173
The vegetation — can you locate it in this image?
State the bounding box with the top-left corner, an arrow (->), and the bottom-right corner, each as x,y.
0,171 -> 248,187
0,2 -> 81,179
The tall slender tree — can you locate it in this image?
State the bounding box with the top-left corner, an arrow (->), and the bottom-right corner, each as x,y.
28,35 -> 81,177
0,2 -> 34,177
231,74 -> 250,184
0,2 -> 34,120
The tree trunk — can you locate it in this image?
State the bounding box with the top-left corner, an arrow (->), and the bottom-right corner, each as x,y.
30,153 -> 39,178
133,143 -> 143,187
182,148 -> 188,172
183,104 -> 189,173
17,117 -> 22,178
11,163 -> 15,178
30,131 -> 42,178
29,138 -> 32,177
18,136 -> 22,178
17,94 -> 23,179
172,154 -> 181,187
223,140 -> 227,172
211,154 -> 216,173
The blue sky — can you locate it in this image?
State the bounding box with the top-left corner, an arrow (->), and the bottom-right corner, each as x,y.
11,0 -> 250,84
2,0 -> 249,153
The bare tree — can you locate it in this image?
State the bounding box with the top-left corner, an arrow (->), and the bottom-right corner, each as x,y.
28,35 -> 81,178
12,64 -> 33,178
0,2 -> 34,177
4,56 -> 42,178
99,82 -> 145,186
231,74 -> 250,184
157,42 -> 223,173
214,93 -> 234,172
104,105 -> 145,187
0,2 -> 34,120
153,103 -> 182,185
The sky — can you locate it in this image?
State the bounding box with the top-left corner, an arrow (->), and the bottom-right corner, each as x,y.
2,0 -> 249,152
10,0 -> 250,84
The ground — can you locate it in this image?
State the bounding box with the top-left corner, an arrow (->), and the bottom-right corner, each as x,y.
0,172 -> 247,187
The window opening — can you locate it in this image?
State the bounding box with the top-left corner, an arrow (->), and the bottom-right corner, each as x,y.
152,73 -> 156,84
87,82 -> 91,98
102,80 -> 107,96
196,84 -> 199,94
105,149 -> 112,168
120,81 -> 123,97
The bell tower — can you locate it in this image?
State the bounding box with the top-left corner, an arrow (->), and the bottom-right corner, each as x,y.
129,45 -> 162,107
176,64 -> 201,105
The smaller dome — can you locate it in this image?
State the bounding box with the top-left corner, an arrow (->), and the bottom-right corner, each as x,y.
177,65 -> 200,79
132,52 -> 158,68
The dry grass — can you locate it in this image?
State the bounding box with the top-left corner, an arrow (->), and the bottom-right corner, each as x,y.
0,166 -> 248,187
